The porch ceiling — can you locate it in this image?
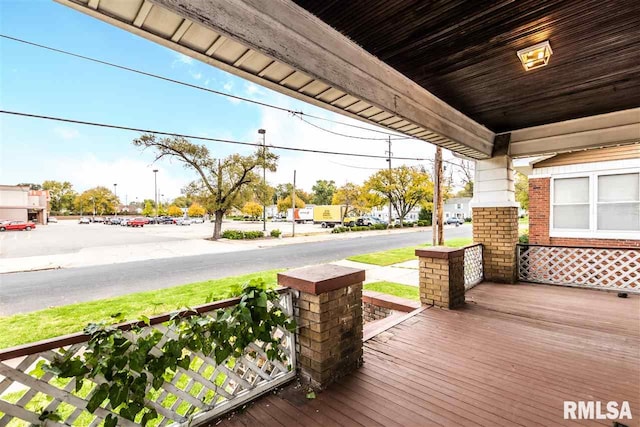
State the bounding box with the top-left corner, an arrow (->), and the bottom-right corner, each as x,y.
295,0 -> 640,133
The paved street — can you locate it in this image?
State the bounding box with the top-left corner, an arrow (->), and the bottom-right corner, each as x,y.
0,225 -> 471,315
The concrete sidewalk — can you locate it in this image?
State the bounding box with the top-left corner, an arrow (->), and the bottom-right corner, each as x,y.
332,258 -> 419,287
0,226 -> 428,274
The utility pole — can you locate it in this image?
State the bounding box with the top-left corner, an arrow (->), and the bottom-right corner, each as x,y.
258,129 -> 267,232
153,169 -> 159,220
113,183 -> 118,217
291,170 -> 296,237
433,147 -> 444,245
385,136 -> 393,227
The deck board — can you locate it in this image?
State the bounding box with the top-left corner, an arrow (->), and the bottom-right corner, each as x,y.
214,283 -> 640,427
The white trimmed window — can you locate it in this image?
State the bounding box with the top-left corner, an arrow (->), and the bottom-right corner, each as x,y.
552,177 -> 590,229
597,173 -> 640,231
550,171 -> 640,237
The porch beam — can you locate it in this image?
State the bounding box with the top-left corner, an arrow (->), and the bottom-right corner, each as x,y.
509,108 -> 640,157
56,0 -> 493,158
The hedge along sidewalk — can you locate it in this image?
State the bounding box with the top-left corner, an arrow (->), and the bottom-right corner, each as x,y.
347,237 -> 473,266
0,270 -> 280,349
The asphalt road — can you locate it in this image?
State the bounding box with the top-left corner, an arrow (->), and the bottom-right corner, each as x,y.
0,225 -> 471,315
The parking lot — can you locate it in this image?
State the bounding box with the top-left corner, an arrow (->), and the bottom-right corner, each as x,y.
0,219 -> 326,258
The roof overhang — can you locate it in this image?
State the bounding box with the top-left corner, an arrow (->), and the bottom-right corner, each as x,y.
54,0 -> 495,159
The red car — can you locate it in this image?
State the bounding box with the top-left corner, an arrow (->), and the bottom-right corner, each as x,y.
0,220 -> 36,231
128,217 -> 146,227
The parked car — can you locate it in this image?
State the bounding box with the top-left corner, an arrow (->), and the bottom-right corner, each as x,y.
191,217 -> 204,224
92,217 -> 105,223
47,216 -> 58,223
128,217 -> 146,227
445,217 -> 464,225
159,216 -> 175,224
176,218 -> 192,226
79,217 -> 91,224
0,220 -> 36,231
120,218 -> 131,226
107,217 -> 121,225
356,216 -> 387,227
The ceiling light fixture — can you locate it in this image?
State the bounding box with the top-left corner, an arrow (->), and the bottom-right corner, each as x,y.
517,40 -> 553,71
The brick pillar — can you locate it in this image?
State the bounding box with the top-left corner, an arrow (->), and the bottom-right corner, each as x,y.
415,247 -> 465,309
472,207 -> 518,283
277,264 -> 364,389
528,177 -> 550,245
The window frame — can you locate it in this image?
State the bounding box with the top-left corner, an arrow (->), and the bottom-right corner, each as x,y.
549,168 -> 640,239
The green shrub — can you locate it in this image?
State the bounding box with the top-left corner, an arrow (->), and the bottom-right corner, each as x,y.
372,223 -> 387,230
243,231 -> 264,239
419,208 -> 432,222
331,226 -> 349,234
518,232 -> 529,244
270,229 -> 281,238
222,230 -> 244,239
417,220 -> 431,227
464,217 -> 472,223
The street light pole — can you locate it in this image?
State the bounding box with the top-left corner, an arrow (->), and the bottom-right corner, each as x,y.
258,129 -> 266,232
113,183 -> 118,217
153,169 -> 159,220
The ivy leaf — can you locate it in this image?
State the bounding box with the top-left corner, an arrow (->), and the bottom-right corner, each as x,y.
86,383 -> 109,413
38,410 -> 62,422
306,391 -> 316,399
75,377 -> 84,393
141,409 -> 158,426
177,356 -> 191,371
256,292 -> 268,308
104,414 -> 118,427
129,350 -> 146,373
109,382 -> 129,408
139,315 -> 151,326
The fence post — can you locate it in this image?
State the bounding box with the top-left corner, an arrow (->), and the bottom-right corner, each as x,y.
278,264 -> 365,389
415,247 -> 465,309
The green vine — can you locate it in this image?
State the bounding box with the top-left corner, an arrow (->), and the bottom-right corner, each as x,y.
44,279 -> 296,426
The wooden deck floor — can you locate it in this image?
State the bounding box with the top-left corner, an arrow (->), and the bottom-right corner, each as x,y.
216,283 -> 640,426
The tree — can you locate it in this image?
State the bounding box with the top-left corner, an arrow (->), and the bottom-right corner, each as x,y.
172,195 -> 193,208
332,183 -> 367,219
42,180 -> 77,214
276,194 -> 306,213
242,201 -> 263,219
167,205 -> 183,217
134,134 -> 277,239
311,180 -> 336,205
187,202 -> 206,217
515,172 -> 529,211
17,183 -> 42,190
364,166 -> 433,226
74,187 -> 119,215
142,200 -> 155,216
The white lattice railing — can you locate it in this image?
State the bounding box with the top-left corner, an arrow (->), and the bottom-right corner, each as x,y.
464,244 -> 484,290
517,244 -> 640,293
0,289 -> 296,427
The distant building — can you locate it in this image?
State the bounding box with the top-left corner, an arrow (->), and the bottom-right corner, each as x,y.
370,206 -> 420,222
443,197 -> 472,220
0,185 -> 50,224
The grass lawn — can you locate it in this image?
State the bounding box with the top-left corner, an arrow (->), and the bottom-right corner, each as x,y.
364,281 -> 419,301
347,236 -> 473,266
518,215 -> 529,225
0,270 -> 280,349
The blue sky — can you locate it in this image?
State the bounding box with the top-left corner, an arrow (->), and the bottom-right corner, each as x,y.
0,0 -> 444,202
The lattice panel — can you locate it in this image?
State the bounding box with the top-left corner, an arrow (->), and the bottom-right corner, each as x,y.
0,292 -> 296,427
464,244 -> 484,290
517,245 -> 640,292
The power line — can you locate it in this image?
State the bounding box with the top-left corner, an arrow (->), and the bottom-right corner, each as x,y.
293,114 -> 411,141
0,34 -> 424,142
0,109 -> 434,161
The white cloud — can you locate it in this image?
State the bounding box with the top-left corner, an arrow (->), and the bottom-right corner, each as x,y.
53,127 -> 80,140
174,53 -> 194,66
190,71 -> 202,80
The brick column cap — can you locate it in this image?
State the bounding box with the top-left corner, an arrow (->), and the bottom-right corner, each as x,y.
415,246 -> 464,259
278,264 -> 365,295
